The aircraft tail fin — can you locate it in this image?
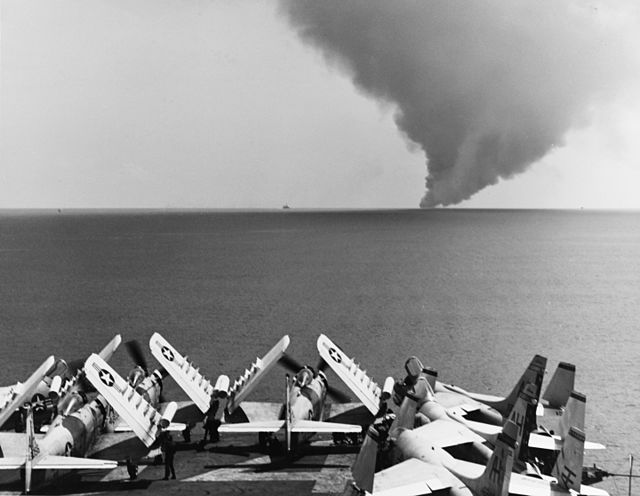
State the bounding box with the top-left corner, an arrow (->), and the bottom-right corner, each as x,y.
226,335 -> 290,413
84,354 -> 167,448
25,407 -> 38,494
552,426 -> 585,492
285,374 -> 292,453
0,355 -> 55,430
507,382 -> 538,465
450,420 -> 517,496
490,354 -> 546,417
558,390 -> 585,438
350,415 -> 392,495
543,362 -> 576,409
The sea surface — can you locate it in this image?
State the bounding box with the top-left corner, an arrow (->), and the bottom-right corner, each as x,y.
1,209 -> 639,495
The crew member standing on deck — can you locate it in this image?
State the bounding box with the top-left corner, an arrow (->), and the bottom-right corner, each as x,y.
161,431 -> 176,480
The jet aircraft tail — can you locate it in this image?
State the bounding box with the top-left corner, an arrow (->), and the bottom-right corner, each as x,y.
528,391 -> 605,451
552,426 -> 585,492
542,362 -> 575,409
446,420 -> 517,496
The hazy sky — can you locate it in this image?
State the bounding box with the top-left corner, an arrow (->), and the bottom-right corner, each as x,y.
2,0 -> 640,209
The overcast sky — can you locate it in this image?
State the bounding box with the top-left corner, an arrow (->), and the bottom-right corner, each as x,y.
2,0 -> 640,209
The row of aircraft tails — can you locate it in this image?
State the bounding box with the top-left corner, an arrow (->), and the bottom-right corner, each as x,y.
0,332 -> 611,495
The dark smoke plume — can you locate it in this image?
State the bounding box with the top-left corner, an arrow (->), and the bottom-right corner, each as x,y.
279,1 -> 634,206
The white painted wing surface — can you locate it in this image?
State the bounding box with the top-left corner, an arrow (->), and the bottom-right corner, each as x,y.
528,433 -> 605,451
0,356 -> 55,429
97,334 -> 122,362
227,335 -> 290,413
411,418 -> 487,448
84,354 -> 161,448
33,455 -> 118,470
218,420 -> 285,433
316,334 -> 380,415
290,420 -> 361,433
373,458 -> 451,496
149,332 -> 212,413
508,471 -> 610,496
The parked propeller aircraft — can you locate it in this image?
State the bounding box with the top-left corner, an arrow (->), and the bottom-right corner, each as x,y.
0,334 -> 123,432
0,356 -> 56,430
149,332 -> 291,432
0,336 -> 125,493
344,375 -> 609,496
149,332 -> 363,454
218,365 -> 363,454
83,353 -> 186,460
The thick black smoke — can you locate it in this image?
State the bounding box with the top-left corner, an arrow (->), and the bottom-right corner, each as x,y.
279,1 -> 633,206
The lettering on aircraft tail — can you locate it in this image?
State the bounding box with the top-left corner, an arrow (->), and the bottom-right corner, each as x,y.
489,453 -> 504,483
556,446 -> 577,488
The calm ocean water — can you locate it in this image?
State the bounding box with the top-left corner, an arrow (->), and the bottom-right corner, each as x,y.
1,209 -> 638,494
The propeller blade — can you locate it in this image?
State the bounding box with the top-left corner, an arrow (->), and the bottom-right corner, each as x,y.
66,358 -> 85,376
125,340 -> 148,372
316,357 -> 328,373
278,353 -> 304,373
327,385 -> 351,403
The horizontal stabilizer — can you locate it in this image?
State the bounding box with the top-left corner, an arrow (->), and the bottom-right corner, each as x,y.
0,455 -> 117,470
219,420 -> 285,433
528,433 -> 605,451
290,420 -> 362,434
0,457 -> 26,470
34,455 -> 118,470
0,356 -> 55,429
317,334 -> 381,415
84,354 -> 162,448
149,332 -> 213,413
227,335 -> 291,413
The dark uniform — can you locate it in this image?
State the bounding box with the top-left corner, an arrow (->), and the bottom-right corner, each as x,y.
161,432 -> 176,480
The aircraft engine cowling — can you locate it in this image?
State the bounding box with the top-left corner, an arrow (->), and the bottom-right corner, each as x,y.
58,391 -> 87,417
213,375 -> 230,399
158,401 -> 178,429
381,376 -> 395,401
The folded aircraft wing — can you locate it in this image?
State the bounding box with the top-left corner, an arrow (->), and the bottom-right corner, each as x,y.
226,335 -> 290,413
373,458 -> 452,496
149,332 -> 213,413
317,334 -> 381,415
84,354 -> 162,448
0,356 -> 55,429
